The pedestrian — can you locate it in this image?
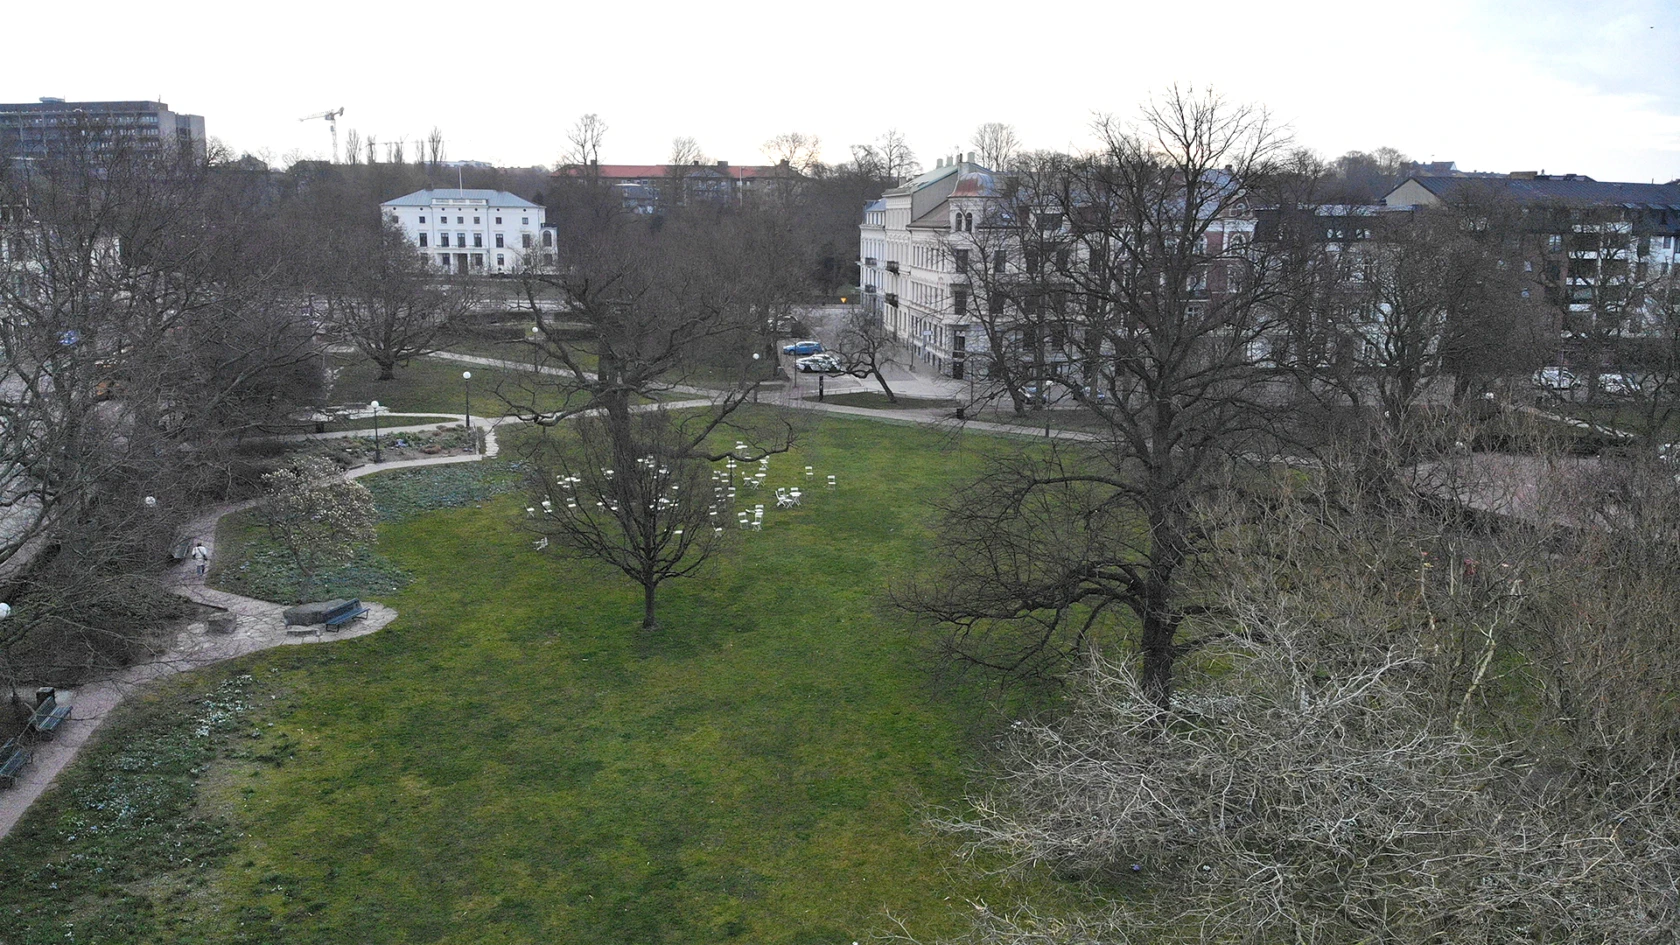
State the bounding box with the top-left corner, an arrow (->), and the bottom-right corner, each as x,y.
190,540 -> 210,577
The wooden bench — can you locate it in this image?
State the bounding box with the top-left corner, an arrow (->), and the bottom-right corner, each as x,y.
323,599 -> 369,628
27,694 -> 71,741
0,738 -> 29,789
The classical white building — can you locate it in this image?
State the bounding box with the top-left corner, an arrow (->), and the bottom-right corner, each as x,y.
381,188 -> 553,274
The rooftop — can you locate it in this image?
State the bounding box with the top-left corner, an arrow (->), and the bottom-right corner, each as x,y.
382,188 -> 542,209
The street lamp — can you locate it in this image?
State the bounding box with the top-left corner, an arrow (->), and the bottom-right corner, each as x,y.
369,400 -> 383,463
462,371 -> 473,453
751,352 -> 761,403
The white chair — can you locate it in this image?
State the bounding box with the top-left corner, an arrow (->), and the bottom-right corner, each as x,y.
752,508 -> 764,531
789,489 -> 802,506
826,475 -> 836,490
737,512 -> 750,529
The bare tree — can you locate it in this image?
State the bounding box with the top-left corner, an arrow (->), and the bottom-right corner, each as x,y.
343,128 -> 362,166
511,211 -> 799,630
761,132 -> 823,174
317,220 -> 476,379
877,128 -> 920,184
426,127 -> 445,168
901,88 -> 1290,706
830,307 -> 901,402
364,134 -> 378,165
969,122 -> 1021,171
563,112 -> 608,170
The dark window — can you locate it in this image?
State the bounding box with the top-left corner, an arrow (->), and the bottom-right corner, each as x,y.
439,233 -> 450,247
543,230 -> 553,247
954,289 -> 969,317
495,216 -> 502,224
955,248 -> 969,270
495,234 -> 504,248
419,233 -> 428,247
473,233 -> 483,248
993,250 -> 1006,274
473,216 -> 480,224
1025,249 -> 1040,274
522,233 -> 533,248
419,215 -> 426,224
988,292 -> 1004,315
1056,247 -> 1070,269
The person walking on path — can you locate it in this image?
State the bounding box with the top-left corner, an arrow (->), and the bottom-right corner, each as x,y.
189,540 -> 210,577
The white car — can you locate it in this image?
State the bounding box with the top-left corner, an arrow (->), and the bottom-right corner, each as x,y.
796,354 -> 842,373
1598,372 -> 1640,396
1532,366 -> 1578,391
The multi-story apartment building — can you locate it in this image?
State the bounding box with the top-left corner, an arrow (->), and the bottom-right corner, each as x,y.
862,154 -> 1258,381
554,161 -> 802,213
381,188 -> 553,274
1385,174 -> 1680,347
0,98 -> 206,164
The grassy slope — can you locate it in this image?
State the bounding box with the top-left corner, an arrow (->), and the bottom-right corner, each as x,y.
0,417 -> 1053,944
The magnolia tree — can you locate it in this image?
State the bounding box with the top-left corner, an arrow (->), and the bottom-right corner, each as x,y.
260,456 -> 377,599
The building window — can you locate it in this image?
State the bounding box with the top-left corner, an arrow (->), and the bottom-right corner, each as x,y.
522,233 -> 533,248
522,217 -> 529,225
439,233 -> 450,247
438,253 -> 449,266
419,233 -> 428,247
955,248 -> 969,270
993,250 -> 1006,274
965,212 -> 974,232
495,216 -> 502,224
471,253 -> 483,268
457,233 -> 466,247
473,216 -> 480,224
496,253 -> 505,267
419,215 -> 426,224
543,230 -> 553,247
473,233 -> 483,248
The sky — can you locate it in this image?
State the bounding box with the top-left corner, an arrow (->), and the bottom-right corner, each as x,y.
5,0 -> 1677,183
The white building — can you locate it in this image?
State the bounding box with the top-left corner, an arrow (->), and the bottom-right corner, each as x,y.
380,188 -> 553,274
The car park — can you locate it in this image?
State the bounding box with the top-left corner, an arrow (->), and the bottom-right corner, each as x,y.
796,354 -> 842,373
783,340 -> 825,356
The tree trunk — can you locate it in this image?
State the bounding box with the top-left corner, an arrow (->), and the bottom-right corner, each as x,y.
642,580 -> 658,631
375,358 -> 396,381
871,368 -> 898,403
1139,586 -> 1176,711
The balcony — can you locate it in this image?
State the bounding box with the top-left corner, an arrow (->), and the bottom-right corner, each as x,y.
886,260 -> 900,273
885,293 -> 899,307
863,285 -> 877,293
864,256 -> 878,267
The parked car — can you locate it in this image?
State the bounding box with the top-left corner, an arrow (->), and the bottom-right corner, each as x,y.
796,354 -> 842,373
1532,366 -> 1578,391
1598,372 -> 1640,396
783,340 -> 825,356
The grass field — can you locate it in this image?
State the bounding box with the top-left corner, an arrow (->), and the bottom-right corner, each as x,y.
0,416 -> 1067,944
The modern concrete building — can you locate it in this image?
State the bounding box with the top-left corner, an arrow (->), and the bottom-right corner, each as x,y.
0,98 -> 206,164
381,188 -> 553,274
554,161 -> 802,213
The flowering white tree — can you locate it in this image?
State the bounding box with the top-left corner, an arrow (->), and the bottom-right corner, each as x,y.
260,456 -> 377,598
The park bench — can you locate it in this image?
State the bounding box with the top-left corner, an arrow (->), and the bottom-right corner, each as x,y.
0,738 -> 29,789
323,599 -> 369,628
28,692 -> 71,741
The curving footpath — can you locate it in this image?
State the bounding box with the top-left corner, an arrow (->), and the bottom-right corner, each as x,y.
0,415 -> 506,840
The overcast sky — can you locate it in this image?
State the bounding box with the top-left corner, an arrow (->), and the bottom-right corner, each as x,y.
6,0 -> 1676,183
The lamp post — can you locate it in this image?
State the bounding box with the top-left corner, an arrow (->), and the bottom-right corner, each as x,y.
369,400 -> 383,463
462,371 -> 473,453
752,352 -> 761,403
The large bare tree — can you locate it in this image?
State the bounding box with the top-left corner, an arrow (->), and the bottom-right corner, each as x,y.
512,209 -> 799,630
902,88 -> 1290,707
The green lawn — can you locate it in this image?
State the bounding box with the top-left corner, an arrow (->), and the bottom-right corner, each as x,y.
328,351 -> 592,419
0,416 -> 1064,944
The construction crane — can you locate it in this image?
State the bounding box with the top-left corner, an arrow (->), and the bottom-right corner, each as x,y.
300,107 -> 345,163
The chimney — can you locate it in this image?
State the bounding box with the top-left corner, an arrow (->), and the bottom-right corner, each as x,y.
967,151 -> 975,164
936,157 -> 944,168
716,160 -> 728,168
1509,171 -> 1537,179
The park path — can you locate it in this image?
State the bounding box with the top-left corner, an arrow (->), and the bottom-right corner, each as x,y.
0,350 -> 1137,840
0,416 -> 507,840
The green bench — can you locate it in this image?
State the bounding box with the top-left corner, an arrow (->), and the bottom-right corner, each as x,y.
28,693 -> 71,741
0,738 -> 29,789
323,599 -> 368,628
